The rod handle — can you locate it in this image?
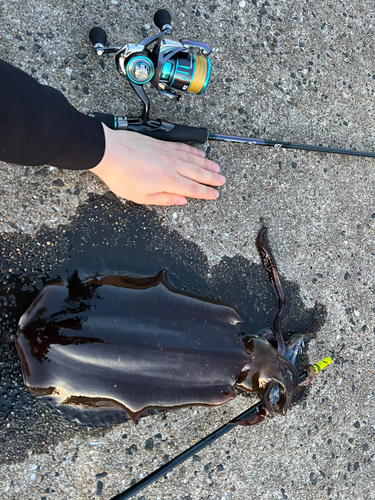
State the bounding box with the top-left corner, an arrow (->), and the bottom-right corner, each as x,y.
91,112 -> 208,143
136,123 -> 208,143
90,112 -> 116,129
154,9 -> 172,30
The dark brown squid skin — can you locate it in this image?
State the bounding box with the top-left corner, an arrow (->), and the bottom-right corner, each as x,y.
15,229 -> 316,427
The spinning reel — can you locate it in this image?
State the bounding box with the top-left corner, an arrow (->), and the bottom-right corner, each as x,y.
89,9 -> 211,140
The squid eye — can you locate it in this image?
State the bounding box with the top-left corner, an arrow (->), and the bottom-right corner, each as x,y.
268,384 -> 280,404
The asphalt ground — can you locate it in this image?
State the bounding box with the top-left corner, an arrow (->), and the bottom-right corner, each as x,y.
0,0 -> 374,499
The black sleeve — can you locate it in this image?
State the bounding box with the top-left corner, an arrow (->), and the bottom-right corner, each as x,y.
0,59 -> 105,170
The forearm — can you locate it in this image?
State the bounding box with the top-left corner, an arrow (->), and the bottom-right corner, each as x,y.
0,59 -> 105,169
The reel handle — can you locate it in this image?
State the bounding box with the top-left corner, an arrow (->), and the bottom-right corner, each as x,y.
154,9 -> 172,30
89,27 -> 107,47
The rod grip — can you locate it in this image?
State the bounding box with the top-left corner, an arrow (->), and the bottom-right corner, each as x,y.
91,113 -> 208,143
138,123 -> 208,143
91,112 -> 116,129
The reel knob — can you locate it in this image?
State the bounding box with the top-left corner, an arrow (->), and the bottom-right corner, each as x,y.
89,27 -> 107,55
154,9 -> 172,30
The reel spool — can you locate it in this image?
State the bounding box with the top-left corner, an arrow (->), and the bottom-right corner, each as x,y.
158,51 -> 211,95
89,9 -> 211,124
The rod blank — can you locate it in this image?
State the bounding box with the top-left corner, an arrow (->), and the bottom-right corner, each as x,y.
208,133 -> 375,158
110,372 -> 308,500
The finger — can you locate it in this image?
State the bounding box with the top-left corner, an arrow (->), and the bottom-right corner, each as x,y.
178,163 -> 226,187
168,141 -> 207,159
145,193 -> 188,206
172,149 -> 223,176
166,175 -> 221,200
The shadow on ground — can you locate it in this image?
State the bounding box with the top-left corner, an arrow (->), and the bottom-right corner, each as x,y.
0,195 -> 325,464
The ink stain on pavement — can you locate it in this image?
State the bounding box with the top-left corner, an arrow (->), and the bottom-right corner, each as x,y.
0,195 -> 325,464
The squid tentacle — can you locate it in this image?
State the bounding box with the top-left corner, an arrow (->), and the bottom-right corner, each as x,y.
256,227 -> 286,355
285,317 -> 321,364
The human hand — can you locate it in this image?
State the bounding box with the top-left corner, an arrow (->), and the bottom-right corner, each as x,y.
89,124 -> 225,206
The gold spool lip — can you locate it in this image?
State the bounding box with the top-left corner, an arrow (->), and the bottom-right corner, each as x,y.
188,55 -> 207,94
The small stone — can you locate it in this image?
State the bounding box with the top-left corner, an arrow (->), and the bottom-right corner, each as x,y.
126,444 -> 138,455
96,471 -> 108,478
96,480 -> 103,495
35,167 -> 49,177
144,438 -> 154,451
104,191 -> 117,201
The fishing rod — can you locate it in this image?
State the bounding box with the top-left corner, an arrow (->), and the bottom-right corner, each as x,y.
89,9 -> 375,158
110,357 -> 332,500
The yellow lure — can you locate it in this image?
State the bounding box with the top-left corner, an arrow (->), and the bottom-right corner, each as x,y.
313,356 -> 333,373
